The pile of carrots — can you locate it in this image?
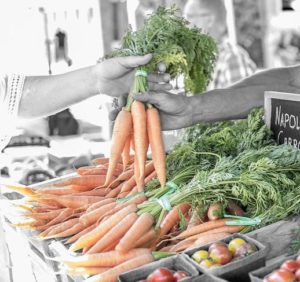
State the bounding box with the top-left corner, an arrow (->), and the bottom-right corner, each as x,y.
4,157 -> 246,282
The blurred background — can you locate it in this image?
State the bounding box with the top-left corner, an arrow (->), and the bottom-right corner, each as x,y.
1,0 -> 300,184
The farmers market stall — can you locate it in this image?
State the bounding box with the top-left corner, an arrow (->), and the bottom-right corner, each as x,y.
1,6 -> 300,282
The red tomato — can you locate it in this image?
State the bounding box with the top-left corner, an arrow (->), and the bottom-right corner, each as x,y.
295,268 -> 300,281
264,269 -> 296,282
147,268 -> 176,282
173,271 -> 188,281
296,255 -> 300,265
281,260 -> 300,273
208,242 -> 228,253
209,247 -> 232,265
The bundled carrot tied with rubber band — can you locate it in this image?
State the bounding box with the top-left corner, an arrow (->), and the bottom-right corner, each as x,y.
108,6 -> 217,193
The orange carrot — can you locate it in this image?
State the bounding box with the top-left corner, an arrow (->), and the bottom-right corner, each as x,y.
187,232 -> 232,251
144,170 -> 157,183
65,175 -> 107,189
104,109 -> 133,186
126,186 -> 138,196
75,189 -> 109,197
87,212 -> 138,254
117,191 -> 130,199
69,204 -> 137,252
83,254 -> 154,282
133,228 -> 157,249
26,209 -> 65,221
105,186 -> 122,199
185,225 -> 244,242
110,169 -> 134,185
126,170 -> 157,197
62,248 -> 151,268
122,135 -> 132,170
115,213 -> 154,253
77,166 -> 106,175
86,198 -> 116,213
5,185 -> 35,196
91,157 -> 110,165
66,223 -> 97,244
131,101 -> 148,191
62,266 -> 110,276
158,203 -> 191,239
100,194 -> 147,221
46,218 -> 80,237
119,175 -> 136,194
42,195 -> 104,209
174,218 -> 233,240
102,240 -> 120,252
42,208 -> 75,227
120,161 -> 154,194
45,222 -> 86,239
37,187 -> 74,196
169,238 -> 197,252
79,202 -> 117,227
147,107 -> 166,187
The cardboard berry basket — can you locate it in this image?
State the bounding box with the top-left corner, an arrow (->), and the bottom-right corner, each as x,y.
249,253 -> 300,282
184,233 -> 267,282
118,254 -> 200,282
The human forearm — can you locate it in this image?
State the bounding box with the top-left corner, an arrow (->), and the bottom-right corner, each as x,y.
19,66 -> 99,118
190,65 -> 300,123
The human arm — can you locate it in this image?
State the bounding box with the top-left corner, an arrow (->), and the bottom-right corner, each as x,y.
134,64 -> 300,130
18,54 -> 171,119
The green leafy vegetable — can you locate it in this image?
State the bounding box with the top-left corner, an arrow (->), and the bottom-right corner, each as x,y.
111,5 -> 218,95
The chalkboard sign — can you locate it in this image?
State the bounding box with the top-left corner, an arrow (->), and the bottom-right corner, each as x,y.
265,91 -> 300,147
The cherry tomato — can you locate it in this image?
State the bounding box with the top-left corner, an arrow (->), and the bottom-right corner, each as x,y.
264,269 -> 296,282
173,271 -> 188,281
295,268 -> 300,281
147,268 -> 176,282
281,260 -> 299,273
209,246 -> 232,265
208,242 -> 228,253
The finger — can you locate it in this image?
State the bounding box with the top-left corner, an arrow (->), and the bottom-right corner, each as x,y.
148,82 -> 173,92
117,54 -> 153,69
157,62 -> 167,73
132,92 -> 158,105
118,95 -> 127,108
148,73 -> 171,83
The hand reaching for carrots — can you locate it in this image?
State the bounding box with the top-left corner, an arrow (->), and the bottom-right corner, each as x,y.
96,54 -> 172,98
108,63 -> 172,122
133,91 -> 194,131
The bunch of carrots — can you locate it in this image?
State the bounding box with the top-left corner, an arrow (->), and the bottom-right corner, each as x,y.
104,79 -> 166,192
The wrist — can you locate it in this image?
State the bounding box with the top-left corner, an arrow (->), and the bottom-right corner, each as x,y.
92,63 -> 104,95
187,95 -> 203,126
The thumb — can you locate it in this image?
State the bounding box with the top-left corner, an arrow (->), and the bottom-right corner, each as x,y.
118,54 -> 153,69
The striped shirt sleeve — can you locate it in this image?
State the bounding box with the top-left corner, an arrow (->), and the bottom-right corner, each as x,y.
213,43 -> 257,89
0,74 -> 26,151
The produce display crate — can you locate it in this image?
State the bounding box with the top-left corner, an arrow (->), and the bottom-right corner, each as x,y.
118,254 -> 200,282
184,233 -> 267,282
249,253 -> 300,282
